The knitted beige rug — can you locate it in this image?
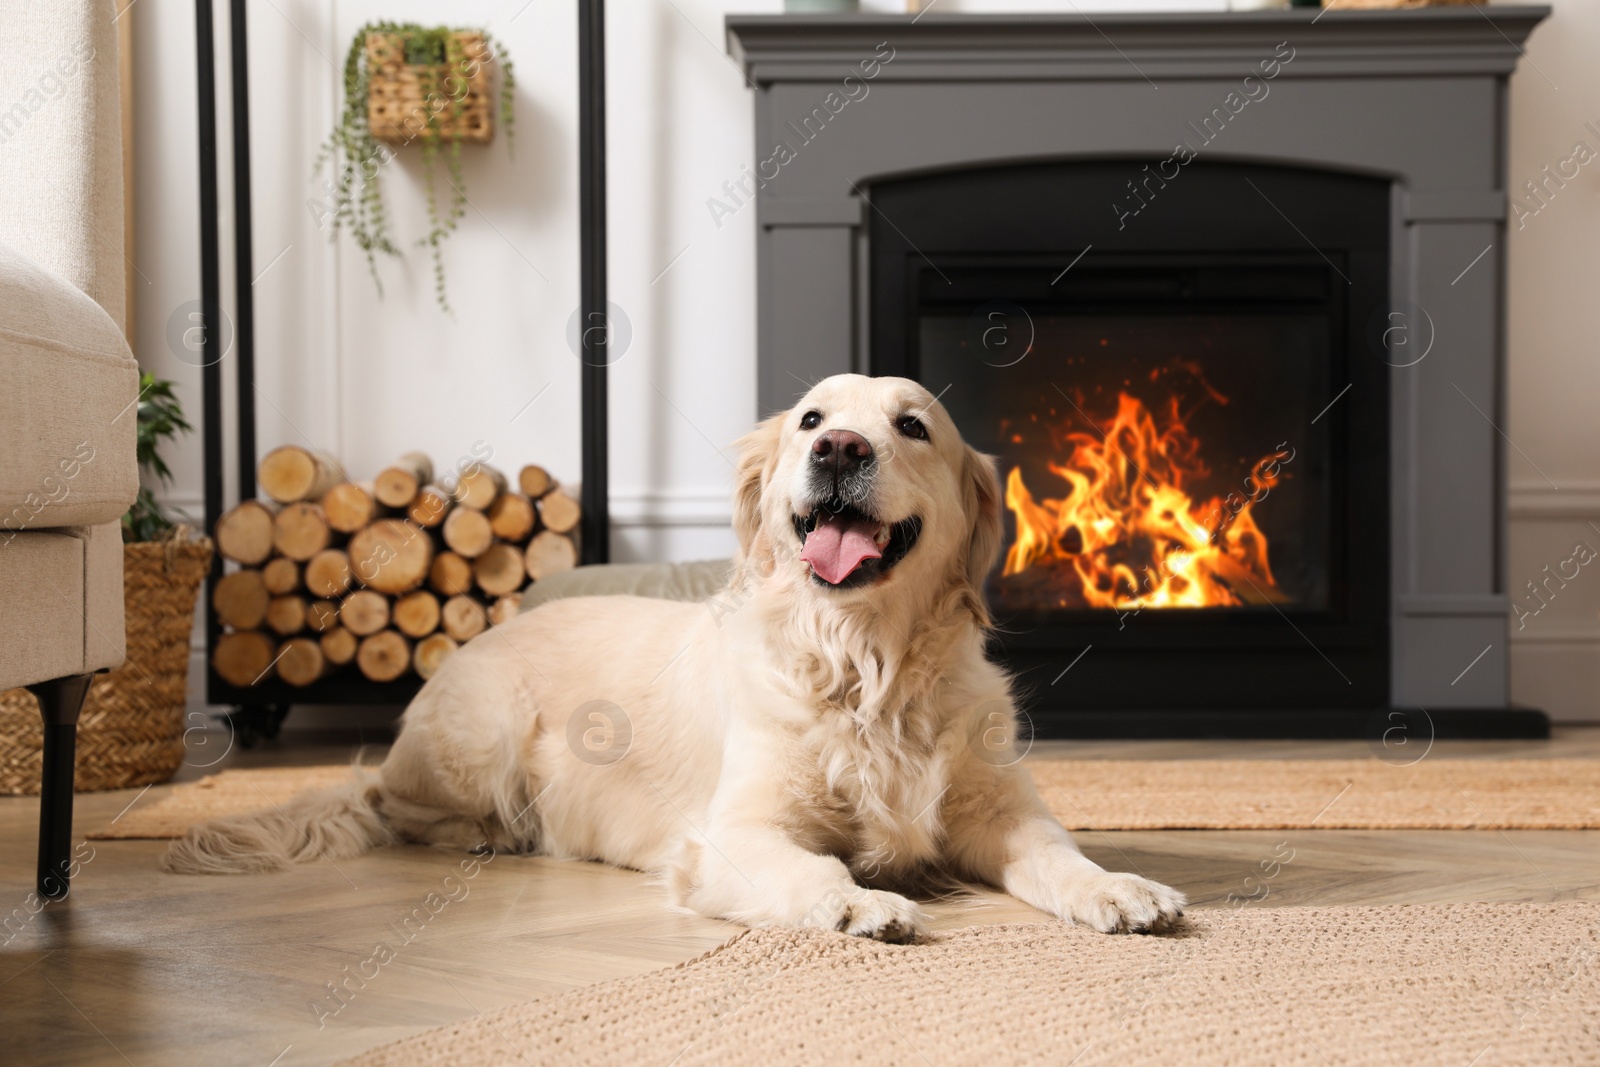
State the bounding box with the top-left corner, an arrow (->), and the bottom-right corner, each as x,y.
91,758 -> 1600,839
340,903 -> 1599,1067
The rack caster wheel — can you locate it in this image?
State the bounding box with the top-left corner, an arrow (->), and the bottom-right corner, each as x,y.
227,704 -> 290,748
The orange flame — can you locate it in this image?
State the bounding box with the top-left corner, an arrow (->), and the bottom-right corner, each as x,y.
1002,391 -> 1284,609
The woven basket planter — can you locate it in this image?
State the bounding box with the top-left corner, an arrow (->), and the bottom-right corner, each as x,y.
0,536 -> 213,795
366,31 -> 493,145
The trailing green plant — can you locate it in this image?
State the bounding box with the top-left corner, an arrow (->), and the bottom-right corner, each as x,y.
314,22 -> 516,313
122,373 -> 193,543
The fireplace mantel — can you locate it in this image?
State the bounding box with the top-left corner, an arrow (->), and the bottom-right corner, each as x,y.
725,7 -> 1550,728
728,9 -> 1548,83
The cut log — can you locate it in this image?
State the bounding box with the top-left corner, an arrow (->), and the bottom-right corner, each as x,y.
259,445 -> 343,504
429,551 -> 475,597
407,484 -> 453,528
341,589 -> 391,637
487,492 -> 536,542
441,595 -> 487,642
348,518 -> 433,594
307,599 -> 340,633
275,637 -> 327,687
1208,553 -> 1295,607
538,490 -> 582,534
265,595 -> 308,637
273,502 -> 331,561
412,633 -> 459,679
375,452 -> 434,509
392,590 -> 442,639
212,630 -> 275,687
453,464 -> 506,511
322,481 -> 377,533
488,592 -> 522,627
215,500 -> 275,565
357,630 -> 412,682
524,530 -> 578,580
474,542 -> 526,597
261,557 -> 301,595
517,464 -> 555,499
442,506 -> 494,559
213,569 -> 270,630
304,548 -> 354,599
319,626 -> 358,666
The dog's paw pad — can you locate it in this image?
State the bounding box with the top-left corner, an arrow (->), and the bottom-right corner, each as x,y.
1067,872 -> 1186,935
842,889 -> 927,943
806,888 -> 927,943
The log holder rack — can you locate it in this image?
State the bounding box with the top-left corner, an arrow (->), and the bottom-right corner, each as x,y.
191,0 -> 610,742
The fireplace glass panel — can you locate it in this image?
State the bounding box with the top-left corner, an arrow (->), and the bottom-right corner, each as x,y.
923,308 -> 1333,619
869,161 -> 1392,713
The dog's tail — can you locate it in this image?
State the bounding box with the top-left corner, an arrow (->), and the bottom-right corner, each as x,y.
162,770 -> 394,875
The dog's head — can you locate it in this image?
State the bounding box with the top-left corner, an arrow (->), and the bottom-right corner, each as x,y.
732,374 -> 1002,616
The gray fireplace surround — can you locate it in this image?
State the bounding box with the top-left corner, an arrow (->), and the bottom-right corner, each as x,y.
724,8 -> 1549,721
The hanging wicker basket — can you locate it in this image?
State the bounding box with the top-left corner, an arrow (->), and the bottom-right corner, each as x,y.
0,533 -> 213,795
366,31 -> 494,145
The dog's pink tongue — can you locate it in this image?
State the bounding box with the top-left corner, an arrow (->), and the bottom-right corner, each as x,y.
800,512 -> 883,585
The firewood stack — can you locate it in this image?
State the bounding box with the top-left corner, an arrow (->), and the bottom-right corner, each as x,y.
211,446 -> 580,689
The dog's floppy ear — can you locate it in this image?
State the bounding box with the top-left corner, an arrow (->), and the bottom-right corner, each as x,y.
960,445 -> 1004,601
731,412 -> 787,566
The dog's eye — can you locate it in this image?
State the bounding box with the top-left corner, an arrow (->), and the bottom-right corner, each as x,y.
897,415 -> 929,441
799,410 -> 823,430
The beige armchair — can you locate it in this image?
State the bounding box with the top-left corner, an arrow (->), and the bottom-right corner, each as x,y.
0,1 -> 140,899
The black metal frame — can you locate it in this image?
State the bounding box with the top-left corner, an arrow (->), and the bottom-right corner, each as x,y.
579,0 -> 610,565
194,1 -> 609,717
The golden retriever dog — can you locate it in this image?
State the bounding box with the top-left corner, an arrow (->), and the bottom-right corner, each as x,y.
167,374 -> 1184,940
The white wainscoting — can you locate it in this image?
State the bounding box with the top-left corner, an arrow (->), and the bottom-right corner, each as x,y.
1508,483 -> 1600,722
610,488 -> 737,563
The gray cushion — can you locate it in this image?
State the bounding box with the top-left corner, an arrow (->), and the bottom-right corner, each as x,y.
520,559 -> 735,613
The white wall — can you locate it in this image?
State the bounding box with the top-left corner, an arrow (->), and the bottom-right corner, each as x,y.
128,0 -> 1598,721
1504,0 -> 1600,722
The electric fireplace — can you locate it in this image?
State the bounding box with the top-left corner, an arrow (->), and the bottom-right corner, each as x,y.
727,8 -> 1551,736
872,161 -> 1390,716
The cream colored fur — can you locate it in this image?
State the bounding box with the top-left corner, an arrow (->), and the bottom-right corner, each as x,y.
165,375 -> 1184,940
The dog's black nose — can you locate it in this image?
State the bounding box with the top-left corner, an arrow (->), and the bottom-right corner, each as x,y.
811,429 -> 874,475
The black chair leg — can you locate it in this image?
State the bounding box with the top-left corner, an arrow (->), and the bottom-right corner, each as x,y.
26,673 -> 93,901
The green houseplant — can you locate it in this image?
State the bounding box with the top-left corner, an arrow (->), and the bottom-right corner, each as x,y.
123,373 -> 192,542
315,21 -> 516,313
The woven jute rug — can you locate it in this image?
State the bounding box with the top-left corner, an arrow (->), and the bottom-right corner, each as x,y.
1024,758 -> 1600,829
89,765 -> 359,839
340,903 -> 1599,1067
91,758 -> 1600,839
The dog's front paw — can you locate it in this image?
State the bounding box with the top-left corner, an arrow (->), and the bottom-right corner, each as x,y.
1062,871 -> 1185,934
801,887 -> 927,943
